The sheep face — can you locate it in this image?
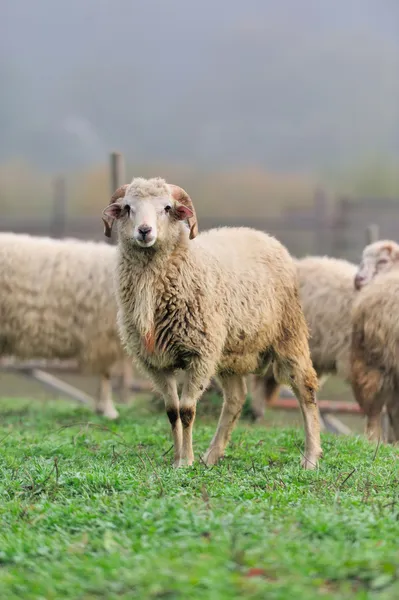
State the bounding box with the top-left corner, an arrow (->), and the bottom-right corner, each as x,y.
354,240 -> 399,290
102,178 -> 197,249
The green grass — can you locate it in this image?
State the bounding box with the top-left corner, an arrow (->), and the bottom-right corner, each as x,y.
0,398 -> 399,600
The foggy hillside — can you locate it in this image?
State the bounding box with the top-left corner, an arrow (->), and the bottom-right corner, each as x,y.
1,0 -> 398,172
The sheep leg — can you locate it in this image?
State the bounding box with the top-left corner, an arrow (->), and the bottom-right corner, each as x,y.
150,371 -> 182,466
119,358 -> 133,404
351,359 -> 386,442
248,374 -> 266,420
383,410 -> 395,444
363,391 -> 389,442
265,374 -> 281,405
249,372 -> 281,421
274,356 -> 321,469
386,391 -> 399,442
293,381 -> 321,469
203,374 -> 247,466
365,407 -> 384,442
178,363 -> 214,467
96,373 -> 119,420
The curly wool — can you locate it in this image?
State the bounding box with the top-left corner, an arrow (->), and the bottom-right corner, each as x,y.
295,256 -> 357,380
351,271 -> 399,401
349,241 -> 399,441
0,232 -> 124,373
117,225 -> 312,379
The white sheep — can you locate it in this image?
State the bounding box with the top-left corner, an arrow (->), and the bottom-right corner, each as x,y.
0,232 -> 128,419
102,177 -> 321,469
351,240 -> 399,441
250,256 -> 357,420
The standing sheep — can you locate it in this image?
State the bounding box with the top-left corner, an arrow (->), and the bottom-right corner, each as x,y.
0,232 -> 128,419
250,256 -> 357,420
102,177 -> 321,469
351,240 -> 399,441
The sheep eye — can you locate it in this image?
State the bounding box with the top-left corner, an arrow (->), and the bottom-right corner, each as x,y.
165,205 -> 172,213
124,204 -> 131,215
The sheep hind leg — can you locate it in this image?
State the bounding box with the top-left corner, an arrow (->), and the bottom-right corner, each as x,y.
96,373 -> 119,420
359,386 -> 391,443
364,392 -> 387,442
249,372 -> 281,422
203,374 -> 247,466
248,375 -> 266,421
274,357 -> 322,470
351,360 -> 386,443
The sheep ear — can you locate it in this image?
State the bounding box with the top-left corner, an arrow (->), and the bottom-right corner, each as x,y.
382,243 -> 393,255
173,204 -> 194,222
168,184 -> 198,239
102,203 -> 122,238
381,242 -> 399,262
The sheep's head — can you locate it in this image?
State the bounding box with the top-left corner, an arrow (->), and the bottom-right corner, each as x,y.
354,240 -> 399,290
102,177 -> 198,249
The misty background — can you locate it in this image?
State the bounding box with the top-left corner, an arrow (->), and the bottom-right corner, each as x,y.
1,0 -> 399,228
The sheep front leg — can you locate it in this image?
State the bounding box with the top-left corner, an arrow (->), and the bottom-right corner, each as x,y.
96,373 -> 119,420
179,361 -> 214,467
203,374 -> 247,466
150,371 -> 182,466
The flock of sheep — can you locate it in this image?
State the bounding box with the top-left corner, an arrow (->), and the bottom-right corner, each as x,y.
1,176 -> 398,470
250,242 -> 399,444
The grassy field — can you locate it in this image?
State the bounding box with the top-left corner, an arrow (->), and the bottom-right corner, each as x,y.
0,398 -> 398,600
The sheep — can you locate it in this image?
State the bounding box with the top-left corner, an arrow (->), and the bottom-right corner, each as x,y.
250,256 -> 357,420
353,239 -> 399,290
0,232 -> 129,419
102,177 -> 322,469
351,240 -> 399,442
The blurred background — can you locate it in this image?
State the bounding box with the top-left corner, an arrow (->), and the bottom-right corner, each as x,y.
1,0 -> 399,260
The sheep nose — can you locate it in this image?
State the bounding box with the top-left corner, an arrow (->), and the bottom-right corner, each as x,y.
138,225 -> 152,239
354,274 -> 364,290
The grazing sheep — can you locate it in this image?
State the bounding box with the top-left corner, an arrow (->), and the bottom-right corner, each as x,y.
351,240 -> 399,441
102,177 -> 321,469
0,232 -> 128,419
250,256 -> 357,420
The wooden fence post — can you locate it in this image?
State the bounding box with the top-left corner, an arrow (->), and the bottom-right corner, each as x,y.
108,152 -> 125,246
51,176 -> 67,238
108,152 -> 131,403
365,224 -> 379,244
